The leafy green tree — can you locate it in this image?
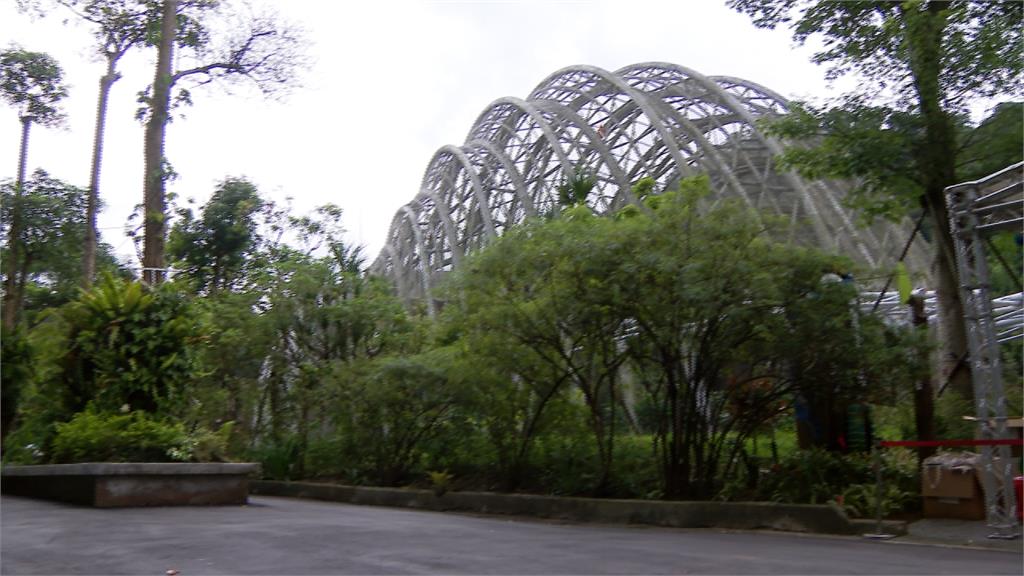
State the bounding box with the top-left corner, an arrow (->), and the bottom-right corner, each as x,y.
728,0 -> 1023,401
218,203 -> 414,474
1,324 -> 32,440
958,101 -> 1023,181
183,290 -> 274,454
612,180 -> 828,497
956,101 -> 1022,326
446,174 -> 917,499
0,172 -> 126,317
169,177 -> 265,294
0,48 -> 66,178
64,0 -> 154,285
0,47 -> 68,329
2,172 -> 86,318
557,166 -> 596,208
446,204 -> 632,495
262,254 -> 409,472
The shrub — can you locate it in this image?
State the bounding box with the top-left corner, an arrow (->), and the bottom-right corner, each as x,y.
427,470 -> 454,496
531,431 -> 599,496
50,410 -> 188,463
755,446 -> 920,516
609,434 -> 661,499
301,435 -> 350,480
875,394 -> 977,442
170,421 -> 236,463
758,448 -> 870,504
248,437 -> 302,480
841,482 -> 916,518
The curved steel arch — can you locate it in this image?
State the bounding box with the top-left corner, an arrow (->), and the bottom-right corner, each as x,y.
618,62 -> 867,262
529,99 -> 636,207
530,65 -> 755,211
468,97 -> 577,220
529,64 -> 694,195
465,138 -> 537,217
370,62 -> 931,312
397,205 -> 432,303
416,188 -> 462,265
707,69 -> 919,267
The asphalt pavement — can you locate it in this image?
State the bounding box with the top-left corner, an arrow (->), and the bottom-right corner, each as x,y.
2,495 -> 1021,575
902,517 -> 1024,552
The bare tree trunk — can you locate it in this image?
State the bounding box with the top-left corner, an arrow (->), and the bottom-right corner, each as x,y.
3,117 -> 32,331
903,2 -> 972,402
83,59 -> 121,288
910,294 -> 937,464
15,117 -> 28,186
929,198 -> 971,400
142,0 -> 177,285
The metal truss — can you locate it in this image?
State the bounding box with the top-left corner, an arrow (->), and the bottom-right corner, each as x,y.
862,291 -> 1023,342
945,161 -> 1023,538
370,62 -> 932,314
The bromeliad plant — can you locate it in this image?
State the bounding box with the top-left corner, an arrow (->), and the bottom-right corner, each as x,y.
58,274 -> 205,417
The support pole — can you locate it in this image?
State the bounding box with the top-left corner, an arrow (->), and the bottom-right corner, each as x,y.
863,442 -> 895,540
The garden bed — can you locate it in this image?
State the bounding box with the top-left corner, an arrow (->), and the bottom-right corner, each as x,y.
1,463 -> 259,507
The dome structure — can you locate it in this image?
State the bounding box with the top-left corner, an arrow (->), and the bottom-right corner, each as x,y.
370,62 -> 930,313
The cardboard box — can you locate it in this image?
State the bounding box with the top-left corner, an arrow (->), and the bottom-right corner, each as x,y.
922,495 -> 986,520
921,457 -> 986,520
922,466 -> 979,498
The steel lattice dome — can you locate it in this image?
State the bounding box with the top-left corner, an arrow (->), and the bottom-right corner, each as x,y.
371,62 -> 929,312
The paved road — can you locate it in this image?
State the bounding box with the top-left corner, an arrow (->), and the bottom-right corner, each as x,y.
2,495 -> 1020,575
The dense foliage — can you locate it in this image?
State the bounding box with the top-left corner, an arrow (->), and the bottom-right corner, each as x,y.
3,175 -> 927,512
438,176 -> 921,499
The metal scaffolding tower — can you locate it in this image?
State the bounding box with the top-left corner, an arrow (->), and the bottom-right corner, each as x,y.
945,161 -> 1023,538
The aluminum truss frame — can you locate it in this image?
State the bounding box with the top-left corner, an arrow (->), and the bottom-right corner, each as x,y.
862,291 -> 1023,342
944,161 -> 1023,538
370,62 -> 931,314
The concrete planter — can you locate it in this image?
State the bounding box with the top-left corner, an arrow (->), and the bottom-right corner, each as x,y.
1,463 -> 259,507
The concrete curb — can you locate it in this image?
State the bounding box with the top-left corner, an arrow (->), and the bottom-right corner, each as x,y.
251,480 -> 858,535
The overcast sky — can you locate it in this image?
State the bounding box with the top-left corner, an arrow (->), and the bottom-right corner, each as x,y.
1,0 -> 845,268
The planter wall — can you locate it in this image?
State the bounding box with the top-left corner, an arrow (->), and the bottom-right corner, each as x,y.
251,480 -> 859,535
1,463 -> 259,507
